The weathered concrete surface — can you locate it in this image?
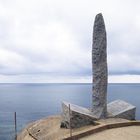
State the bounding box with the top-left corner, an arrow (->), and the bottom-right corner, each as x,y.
107,100 -> 136,120
61,102 -> 97,128
92,13 -> 108,118
80,126 -> 140,140
18,115 -> 133,140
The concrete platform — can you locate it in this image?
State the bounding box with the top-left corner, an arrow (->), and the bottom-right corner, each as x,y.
80,126 -> 140,140
17,115 -> 140,140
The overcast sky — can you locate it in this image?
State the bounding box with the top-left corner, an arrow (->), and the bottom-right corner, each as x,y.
0,0 -> 140,83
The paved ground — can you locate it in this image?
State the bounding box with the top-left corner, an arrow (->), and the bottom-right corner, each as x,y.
80,126 -> 140,140
17,115 -> 139,140
17,115 -> 97,140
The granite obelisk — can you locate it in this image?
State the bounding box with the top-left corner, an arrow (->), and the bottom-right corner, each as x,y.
92,13 -> 108,118
61,13 -> 136,129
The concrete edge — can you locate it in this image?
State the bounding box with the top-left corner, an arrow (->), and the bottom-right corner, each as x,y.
63,121 -> 140,140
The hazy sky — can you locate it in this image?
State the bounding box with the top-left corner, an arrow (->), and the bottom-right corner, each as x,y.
0,0 -> 140,83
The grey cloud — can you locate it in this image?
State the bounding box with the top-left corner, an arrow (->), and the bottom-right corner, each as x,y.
0,0 -> 140,82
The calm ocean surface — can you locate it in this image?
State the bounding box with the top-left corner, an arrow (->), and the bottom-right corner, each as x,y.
0,83 -> 140,140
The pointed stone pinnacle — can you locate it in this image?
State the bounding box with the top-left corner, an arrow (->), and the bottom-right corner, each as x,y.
92,13 -> 108,118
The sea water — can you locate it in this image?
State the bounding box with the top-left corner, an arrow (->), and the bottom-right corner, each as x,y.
0,83 -> 140,139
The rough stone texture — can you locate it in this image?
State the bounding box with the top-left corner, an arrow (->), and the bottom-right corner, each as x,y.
107,100 -> 136,120
92,13 -> 108,118
61,102 -> 97,128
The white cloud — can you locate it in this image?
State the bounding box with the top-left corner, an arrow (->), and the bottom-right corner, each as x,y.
0,74 -> 91,83
0,48 -> 30,74
109,75 -> 140,83
0,0 -> 140,82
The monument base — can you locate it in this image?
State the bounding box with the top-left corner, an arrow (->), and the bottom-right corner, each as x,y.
107,99 -> 136,120
61,102 -> 97,128
61,100 -> 136,128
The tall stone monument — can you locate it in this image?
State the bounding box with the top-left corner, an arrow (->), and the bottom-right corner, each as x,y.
92,13 -> 107,118
61,13 -> 136,129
